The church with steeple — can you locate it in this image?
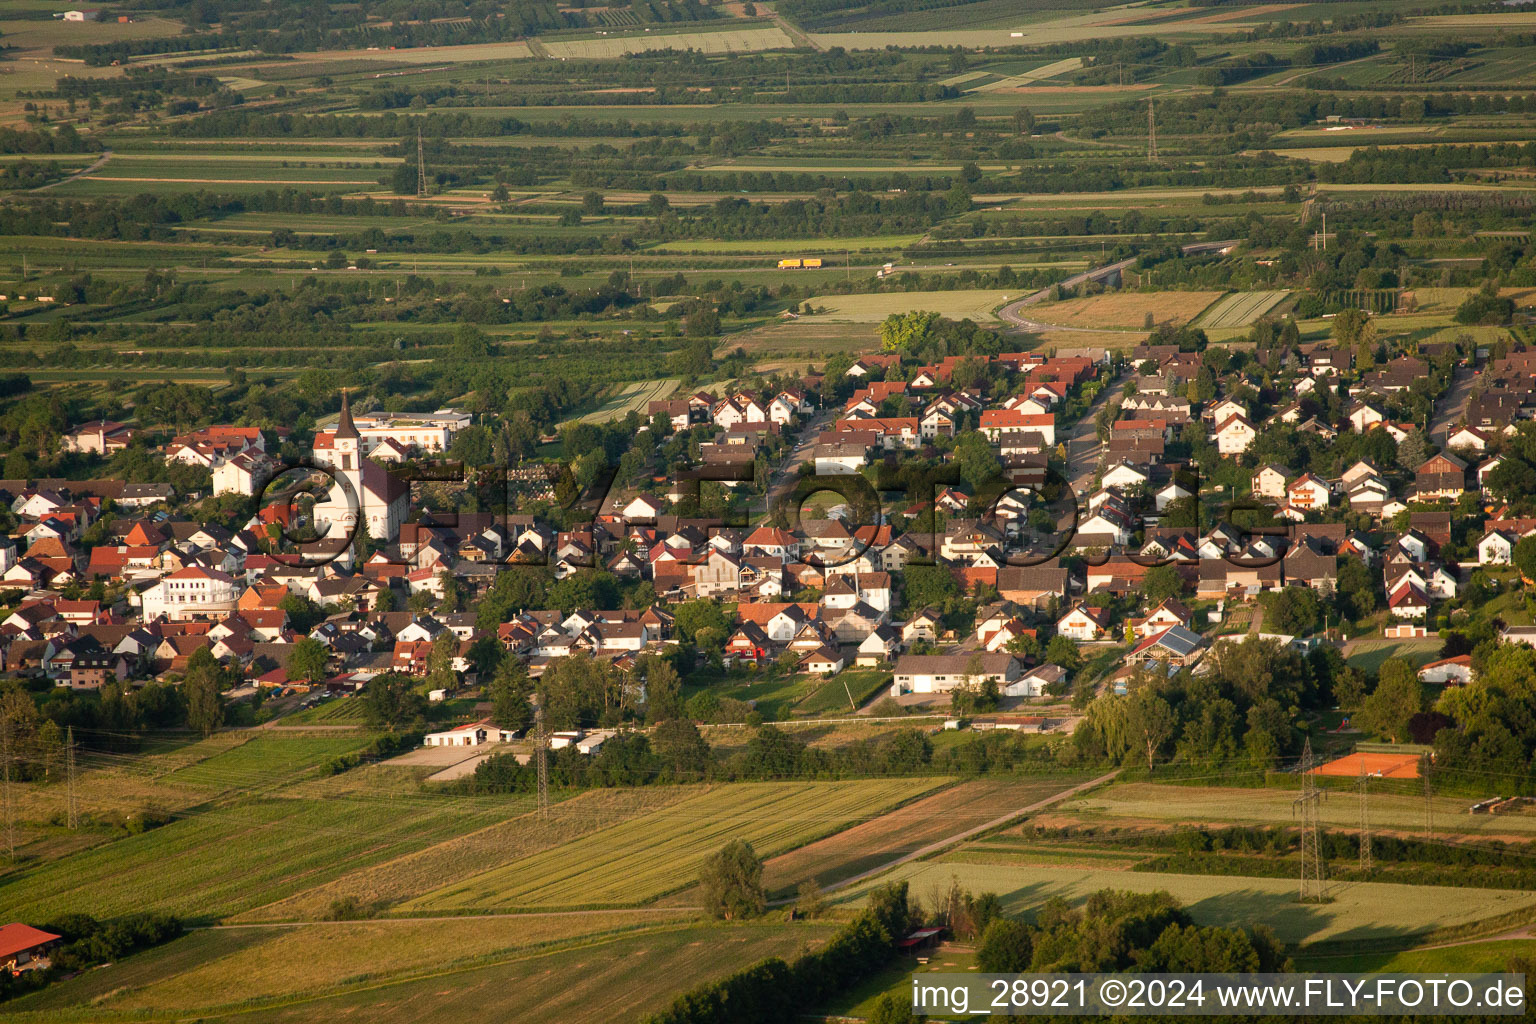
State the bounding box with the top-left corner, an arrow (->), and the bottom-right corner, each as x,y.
312,391 -> 410,543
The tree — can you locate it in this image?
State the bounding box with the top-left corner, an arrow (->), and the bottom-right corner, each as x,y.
360,672 -> 427,731
868,993 -> 923,1024
639,654 -> 683,721
953,430 -> 1001,491
699,839 -> 765,920
1045,634 -> 1083,673
547,569 -> 620,614
489,658 -> 533,734
1126,686 -> 1176,771
879,310 -> 938,352
1395,428 -> 1428,471
1259,586 -> 1321,636
1336,555 -> 1377,620
673,599 -> 731,642
904,564 -> 958,612
287,637 -> 328,684
426,629 -> 459,691
977,918 -> 1034,972
652,718 -> 711,780
1514,535 -> 1536,582
1143,564 -> 1184,605
1356,658 -> 1424,743
795,879 -> 826,918
183,649 -> 225,738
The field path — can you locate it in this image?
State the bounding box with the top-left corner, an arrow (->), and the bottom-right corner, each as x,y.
32,148 -> 112,192
1273,53 -> 1380,87
998,239 -> 1235,329
196,907 -> 694,929
811,769 -> 1119,898
769,5 -> 822,50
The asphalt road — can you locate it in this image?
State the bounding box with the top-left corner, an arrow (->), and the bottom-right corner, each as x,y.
1429,363 -> 1478,443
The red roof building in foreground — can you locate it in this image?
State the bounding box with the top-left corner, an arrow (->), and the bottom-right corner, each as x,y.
0,923 -> 62,968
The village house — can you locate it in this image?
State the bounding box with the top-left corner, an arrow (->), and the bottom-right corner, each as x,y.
890,652 -> 1019,696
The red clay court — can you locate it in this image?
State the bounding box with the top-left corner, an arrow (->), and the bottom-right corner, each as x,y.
1311,752 -> 1422,779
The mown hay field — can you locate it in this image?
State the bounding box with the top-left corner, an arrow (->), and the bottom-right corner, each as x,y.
0,792 -> 526,923
1030,290 -> 1224,329
809,289 -> 1015,322
543,26 -> 793,59
1195,290 -> 1291,328
7,921 -> 834,1024
1059,782 -> 1536,838
238,786 -> 690,921
842,861 -> 1536,946
559,378 -> 679,427
9,913 -> 671,1015
160,733 -> 372,791
404,778 -> 946,910
760,775 -> 1086,895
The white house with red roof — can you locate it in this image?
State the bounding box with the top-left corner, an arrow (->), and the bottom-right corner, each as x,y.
139,566 -> 239,621
1213,414 -> 1257,455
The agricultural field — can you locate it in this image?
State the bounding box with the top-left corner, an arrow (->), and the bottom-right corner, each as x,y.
5,0 -> 1536,1016
809,289 -> 1016,323
841,861 -> 1536,947
1056,782 -> 1536,840
543,26 -> 795,58
1027,290 -> 1225,330
158,733 -> 372,791
0,790 -> 529,923
1194,289 -> 1291,328
760,774 -> 1088,895
5,920 -> 835,1024
557,378 -> 679,427
237,785 -> 692,921
402,778 -> 945,910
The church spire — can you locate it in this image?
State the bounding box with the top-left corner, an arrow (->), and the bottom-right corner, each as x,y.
335,389 -> 359,440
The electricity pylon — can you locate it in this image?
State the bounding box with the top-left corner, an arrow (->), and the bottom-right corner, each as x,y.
1293,737 -> 1326,902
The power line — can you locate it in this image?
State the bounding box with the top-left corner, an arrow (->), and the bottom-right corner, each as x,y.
417,127 -> 428,198
1357,759 -> 1372,872
1293,736 -> 1325,903
2,719 -> 14,862
67,725 -> 78,832
535,702 -> 549,819
1424,758 -> 1435,841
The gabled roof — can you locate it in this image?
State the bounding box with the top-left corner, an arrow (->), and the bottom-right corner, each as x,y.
1132,625 -> 1203,658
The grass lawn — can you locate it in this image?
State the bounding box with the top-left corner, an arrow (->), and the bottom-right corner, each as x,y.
696,674 -> 822,719
796,670 -> 893,715
402,778 -> 946,911
1344,639 -> 1444,676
